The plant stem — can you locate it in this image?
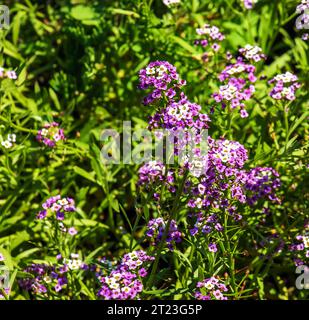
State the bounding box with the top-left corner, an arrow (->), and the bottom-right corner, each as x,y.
146,170 -> 188,290
283,107 -> 289,151
223,212 -> 236,295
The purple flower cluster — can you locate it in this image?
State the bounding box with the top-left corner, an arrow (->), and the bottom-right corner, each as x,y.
148,96 -> 210,131
289,221 -> 309,266
213,58 -> 257,117
239,45 -> 266,62
186,139 -> 281,238
0,67 -> 17,80
195,276 -> 228,300
98,270 -> 143,300
138,161 -> 176,199
138,61 -> 186,106
195,24 -> 225,55
19,254 -> 86,296
137,61 -> 281,248
268,72 -> 301,101
36,122 -> 65,147
244,167 -> 281,205
121,250 -> 155,271
98,250 -> 154,300
296,1 -> 309,40
146,218 -> 182,250
189,213 -> 224,238
37,195 -> 76,221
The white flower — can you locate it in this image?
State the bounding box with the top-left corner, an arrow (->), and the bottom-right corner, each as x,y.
1,140 -> 12,149
7,134 -> 16,142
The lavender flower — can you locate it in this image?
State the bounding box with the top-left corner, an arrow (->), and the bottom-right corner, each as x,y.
213,58 -> 257,117
289,222 -> 309,266
97,250 -> 154,300
268,72 -> 301,101
244,167 -> 281,205
146,218 -> 182,250
195,276 -> 228,300
36,122 -> 65,147
138,61 -> 186,105
98,270 -> 143,300
239,45 -> 266,62
195,24 -> 225,55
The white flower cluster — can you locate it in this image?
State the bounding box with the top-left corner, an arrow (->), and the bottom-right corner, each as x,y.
273,72 -> 298,83
63,253 -> 83,270
239,45 -> 266,62
1,134 -> 16,149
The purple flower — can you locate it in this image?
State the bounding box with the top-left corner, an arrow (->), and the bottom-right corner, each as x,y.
195,276 -> 229,300
268,72 -> 301,101
208,243 -> 218,252
146,218 -> 182,250
138,61 -> 186,106
36,122 -> 66,148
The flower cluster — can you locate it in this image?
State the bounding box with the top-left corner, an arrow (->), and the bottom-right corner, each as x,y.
37,195 -> 76,221
268,72 -> 301,101
138,161 -> 176,198
138,61 -> 281,247
242,0 -> 258,9
289,221 -> 309,266
0,67 -> 17,80
19,254 -> 87,296
296,0 -> 309,14
148,97 -> 210,131
209,137 -> 249,169
244,167 -> 281,205
36,122 -> 65,147
121,250 -> 155,271
97,250 -> 153,300
98,270 -> 143,300
189,213 -> 224,238
138,61 -> 186,106
146,218 -> 182,250
36,195 -> 78,237
1,134 -> 16,149
213,58 -> 257,117
195,277 -> 228,300
296,1 -> 309,40
195,24 -> 225,54
239,45 -> 266,62
163,0 -> 181,6
187,139 -> 280,238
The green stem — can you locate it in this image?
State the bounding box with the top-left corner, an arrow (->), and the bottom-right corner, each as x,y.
223,212 -> 236,295
283,107 -> 289,151
0,115 -> 37,134
227,106 -> 233,140
146,170 -> 188,290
